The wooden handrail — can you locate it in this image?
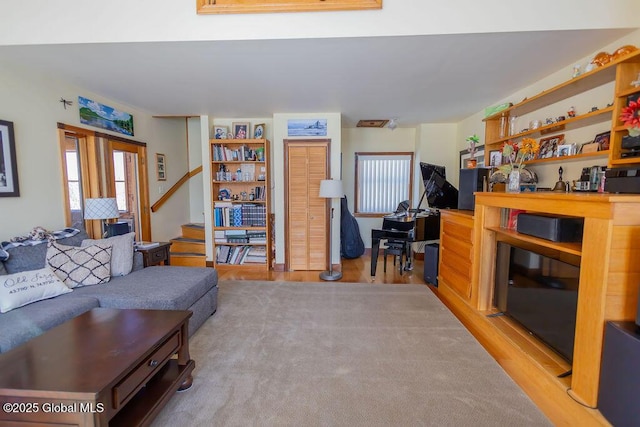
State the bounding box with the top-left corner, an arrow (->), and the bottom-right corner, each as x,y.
151,165 -> 202,212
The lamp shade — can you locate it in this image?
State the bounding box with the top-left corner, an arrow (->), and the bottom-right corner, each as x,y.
319,180 -> 343,199
84,198 -> 119,220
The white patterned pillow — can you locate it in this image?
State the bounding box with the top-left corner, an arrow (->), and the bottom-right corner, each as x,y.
81,232 -> 135,277
46,242 -> 112,288
0,267 -> 72,313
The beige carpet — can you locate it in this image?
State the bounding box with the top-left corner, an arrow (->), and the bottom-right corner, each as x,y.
152,281 -> 551,426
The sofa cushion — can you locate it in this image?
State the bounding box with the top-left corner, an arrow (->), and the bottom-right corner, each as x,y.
4,229 -> 90,274
46,242 -> 112,288
0,267 -> 73,313
70,266 -> 218,310
0,295 -> 100,353
0,262 -> 6,275
81,232 -> 135,277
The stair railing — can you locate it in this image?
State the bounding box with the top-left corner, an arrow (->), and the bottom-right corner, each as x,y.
151,165 -> 202,213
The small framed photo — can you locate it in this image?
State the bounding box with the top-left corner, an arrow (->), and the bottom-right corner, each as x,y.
538,134 -> 564,159
557,144 -> 572,157
156,153 -> 166,181
231,122 -> 250,139
594,131 -> 611,150
489,150 -> 502,167
213,126 -> 228,140
580,142 -> 600,154
253,123 -> 265,139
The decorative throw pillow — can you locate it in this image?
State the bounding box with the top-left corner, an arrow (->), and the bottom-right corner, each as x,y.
0,267 -> 72,313
81,232 -> 135,277
46,242 -> 112,288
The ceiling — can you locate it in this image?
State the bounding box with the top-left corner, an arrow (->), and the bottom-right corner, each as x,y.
0,29 -> 634,127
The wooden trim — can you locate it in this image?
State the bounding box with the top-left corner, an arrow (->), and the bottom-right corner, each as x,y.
57,123 -> 147,147
197,0 -> 382,14
354,151 -> 414,214
151,166 -> 203,213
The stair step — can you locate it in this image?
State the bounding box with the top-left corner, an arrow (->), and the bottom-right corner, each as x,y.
170,237 -> 205,253
181,223 -> 205,240
170,252 -> 207,267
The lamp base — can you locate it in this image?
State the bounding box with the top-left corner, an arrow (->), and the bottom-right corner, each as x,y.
319,270 -> 342,281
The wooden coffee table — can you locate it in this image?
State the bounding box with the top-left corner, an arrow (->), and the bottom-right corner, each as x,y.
0,308 -> 195,426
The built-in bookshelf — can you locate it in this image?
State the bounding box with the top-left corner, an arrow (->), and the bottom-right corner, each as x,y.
210,138 -> 271,269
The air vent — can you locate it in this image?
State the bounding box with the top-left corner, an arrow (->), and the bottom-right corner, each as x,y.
356,120 -> 389,128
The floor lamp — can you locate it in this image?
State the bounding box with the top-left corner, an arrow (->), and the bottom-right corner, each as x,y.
319,179 -> 343,281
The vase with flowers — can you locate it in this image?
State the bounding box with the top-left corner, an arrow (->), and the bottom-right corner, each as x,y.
466,134 -> 480,168
498,137 -> 540,193
620,99 -> 640,137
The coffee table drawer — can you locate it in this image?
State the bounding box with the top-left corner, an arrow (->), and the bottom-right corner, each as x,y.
113,331 -> 180,409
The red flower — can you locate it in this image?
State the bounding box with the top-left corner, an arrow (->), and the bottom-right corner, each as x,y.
620,100 -> 640,128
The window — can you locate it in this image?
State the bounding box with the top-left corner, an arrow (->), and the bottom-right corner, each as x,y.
355,152 -> 414,215
197,0 -> 382,14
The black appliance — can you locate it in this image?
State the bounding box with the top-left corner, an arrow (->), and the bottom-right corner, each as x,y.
494,242 -> 580,362
598,321 -> 640,427
605,167 -> 640,194
458,168 -> 490,210
423,243 -> 439,286
105,221 -> 130,237
516,213 -> 584,242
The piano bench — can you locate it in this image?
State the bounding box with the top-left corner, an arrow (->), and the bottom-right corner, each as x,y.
384,243 -> 407,275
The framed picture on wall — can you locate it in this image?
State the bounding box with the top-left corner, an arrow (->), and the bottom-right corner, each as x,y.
156,153 -> 166,181
253,123 -> 265,139
0,119 -> 19,197
213,126 -> 228,140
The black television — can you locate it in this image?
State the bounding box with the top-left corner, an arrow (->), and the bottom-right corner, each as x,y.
494,242 -> 580,362
419,162 -> 458,209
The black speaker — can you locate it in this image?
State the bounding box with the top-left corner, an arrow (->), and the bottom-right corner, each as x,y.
598,321 -> 640,427
423,243 -> 439,286
458,168 -> 490,210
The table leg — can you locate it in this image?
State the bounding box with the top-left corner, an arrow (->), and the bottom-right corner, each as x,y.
371,238 -> 380,276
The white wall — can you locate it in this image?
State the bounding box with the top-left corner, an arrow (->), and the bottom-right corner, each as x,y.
456,29 -> 640,189
2,1 -> 639,46
342,127 -> 416,248
0,61 -> 189,241
188,117 -> 205,224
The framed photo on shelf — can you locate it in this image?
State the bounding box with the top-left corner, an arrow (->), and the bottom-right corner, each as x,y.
231,122 -> 250,139
489,150 -> 502,167
557,144 -> 572,157
0,119 -> 19,197
213,126 -> 228,140
580,142 -> 600,154
156,153 -> 166,181
538,134 -> 564,159
253,123 -> 265,139
594,131 -> 611,150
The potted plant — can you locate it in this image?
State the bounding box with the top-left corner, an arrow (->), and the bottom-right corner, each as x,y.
466,134 -> 480,168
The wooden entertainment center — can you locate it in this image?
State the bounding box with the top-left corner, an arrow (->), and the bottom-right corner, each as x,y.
438,193 -> 640,425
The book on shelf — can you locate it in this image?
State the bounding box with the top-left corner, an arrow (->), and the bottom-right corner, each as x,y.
135,241 -> 160,249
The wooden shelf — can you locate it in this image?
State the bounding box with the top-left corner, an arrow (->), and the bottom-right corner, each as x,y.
617,86 -> 640,98
213,180 -> 267,184
487,226 -> 582,256
486,107 -> 613,146
523,150 -> 609,166
484,50 -> 640,122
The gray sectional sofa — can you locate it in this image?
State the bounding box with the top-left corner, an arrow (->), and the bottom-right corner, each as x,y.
0,230 -> 218,353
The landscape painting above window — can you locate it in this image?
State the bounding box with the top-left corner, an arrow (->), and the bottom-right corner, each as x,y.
78,96 -> 134,136
287,119 -> 327,137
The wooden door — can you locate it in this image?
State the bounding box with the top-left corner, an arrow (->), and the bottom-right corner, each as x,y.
285,141 -> 329,270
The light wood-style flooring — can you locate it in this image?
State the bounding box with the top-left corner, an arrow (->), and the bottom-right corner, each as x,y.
217,252 -> 429,285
